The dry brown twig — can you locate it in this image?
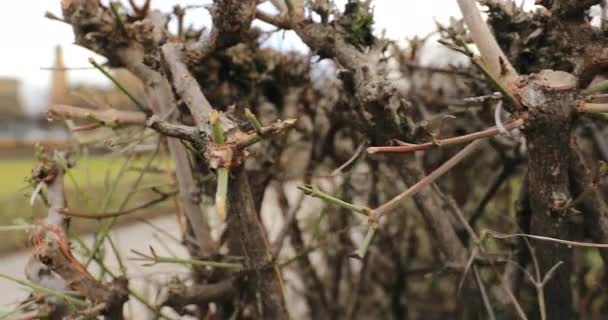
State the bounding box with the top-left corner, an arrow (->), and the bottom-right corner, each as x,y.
25,156 -> 128,318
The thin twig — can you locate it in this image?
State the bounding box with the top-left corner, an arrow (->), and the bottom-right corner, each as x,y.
272,192 -> 306,259
110,1 -> 128,35
59,191 -> 177,219
0,225 -> 34,232
331,141 -> 366,176
485,230 -> 608,248
40,66 -> 95,70
49,104 -> 147,127
297,185 -> 371,216
130,249 -> 243,269
494,100 -> 509,135
403,60 -> 479,78
351,225 -> 378,260
0,273 -> 86,307
473,265 -> 497,320
367,119 -> 523,154
211,111 -> 229,221
370,140 -> 483,219
89,58 -> 148,114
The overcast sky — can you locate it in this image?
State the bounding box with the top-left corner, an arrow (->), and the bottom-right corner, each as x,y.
0,0 -> 536,113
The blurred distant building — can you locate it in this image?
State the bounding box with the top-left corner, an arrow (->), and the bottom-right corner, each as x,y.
50,46 -> 143,111
0,77 -> 38,142
0,45 -> 144,147
0,78 -> 23,119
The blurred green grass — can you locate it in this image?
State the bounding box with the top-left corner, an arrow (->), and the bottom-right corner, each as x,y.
0,153 -> 174,253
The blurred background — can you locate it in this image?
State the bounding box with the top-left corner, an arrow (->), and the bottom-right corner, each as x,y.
0,0 -> 542,317
0,0 -> 473,242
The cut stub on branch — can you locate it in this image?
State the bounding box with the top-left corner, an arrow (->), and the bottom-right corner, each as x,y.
206,117 -> 297,170
31,223 -> 129,316
27,154 -> 128,318
515,69 -> 579,320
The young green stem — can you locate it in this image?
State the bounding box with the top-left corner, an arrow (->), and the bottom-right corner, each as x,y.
216,169 -> 229,221
583,79 -> 608,96
88,58 -> 148,114
352,225 -> 377,259
297,185 -> 371,216
580,102 -> 608,113
245,108 -> 264,136
210,111 -> 229,221
110,1 -> 127,35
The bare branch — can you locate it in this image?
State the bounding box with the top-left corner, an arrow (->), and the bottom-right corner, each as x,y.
456,0 -> 518,85
26,157 -> 128,318
368,118 -> 523,154
161,278 -> 237,315
49,104 -> 146,127
188,0 -> 257,60
370,140 -> 483,220
162,43 -> 233,130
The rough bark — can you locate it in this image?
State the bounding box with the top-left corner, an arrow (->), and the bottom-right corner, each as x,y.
225,169 -> 289,319
26,158 -> 128,319
187,0 -> 257,61
517,70 -> 579,320
162,278 -> 237,314
539,0 -> 600,19
118,45 -> 219,258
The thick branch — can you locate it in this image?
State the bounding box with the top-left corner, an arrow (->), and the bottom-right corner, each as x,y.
225,169 -> 288,318
187,0 -> 257,60
518,70 -> 578,320
161,278 -> 237,314
162,43 -> 234,131
27,159 -> 128,318
457,0 -> 518,85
